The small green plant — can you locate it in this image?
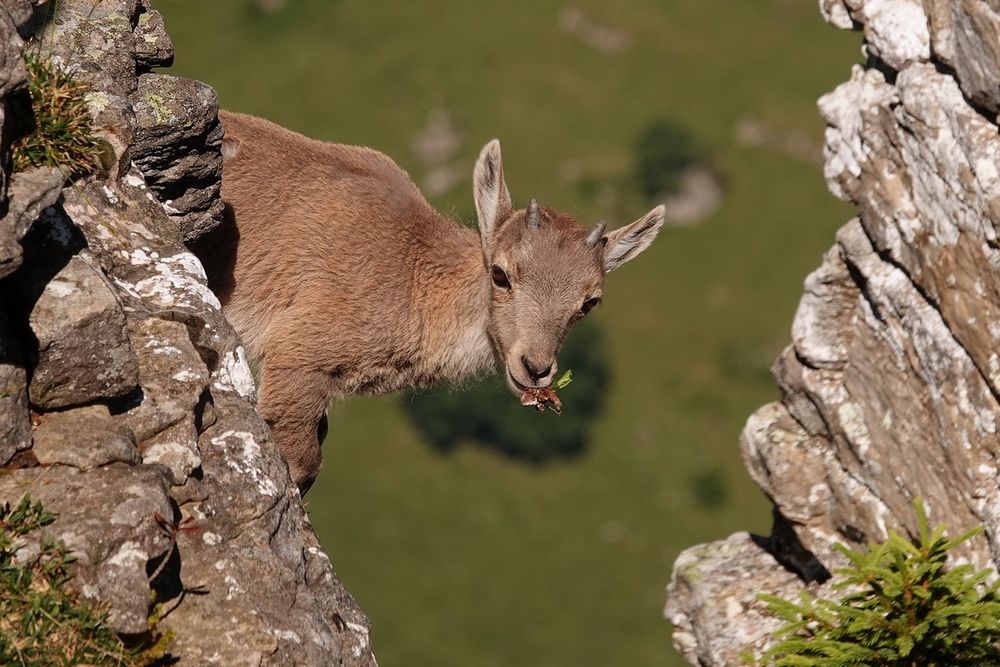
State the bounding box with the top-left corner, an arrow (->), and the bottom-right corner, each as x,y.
10,51 -> 101,178
0,496 -> 169,666
554,369 -> 573,390
756,499 -> 1000,666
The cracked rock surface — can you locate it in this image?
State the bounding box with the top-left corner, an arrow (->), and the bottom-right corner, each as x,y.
0,1 -> 375,664
666,1 -> 1000,663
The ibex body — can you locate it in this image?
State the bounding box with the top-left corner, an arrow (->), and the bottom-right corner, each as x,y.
206,110 -> 664,492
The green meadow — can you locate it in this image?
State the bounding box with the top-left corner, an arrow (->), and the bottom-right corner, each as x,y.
157,1 -> 857,663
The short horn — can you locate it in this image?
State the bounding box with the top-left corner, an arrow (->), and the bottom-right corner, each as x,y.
586,221 -> 606,246
527,198 -> 541,229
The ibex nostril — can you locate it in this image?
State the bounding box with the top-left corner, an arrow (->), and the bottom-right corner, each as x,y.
521,356 -> 553,382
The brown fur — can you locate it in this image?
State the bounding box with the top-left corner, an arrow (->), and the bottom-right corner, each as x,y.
201,110 -> 664,492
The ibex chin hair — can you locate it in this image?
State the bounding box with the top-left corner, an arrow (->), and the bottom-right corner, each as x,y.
201,111 -> 664,493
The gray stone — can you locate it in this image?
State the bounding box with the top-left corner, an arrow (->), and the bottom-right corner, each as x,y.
0,1 -> 377,661
33,403 -> 139,468
2,0 -> 41,31
120,317 -> 209,447
28,254 -> 139,409
669,1 -> 1000,663
29,0 -> 142,179
0,305 -> 30,464
0,464 -> 173,634
925,0 -> 1000,115
141,417 -> 200,484
133,7 -> 174,71
157,398 -> 376,665
37,0 -> 140,94
0,166 -> 63,279
0,3 -> 26,98
130,73 -> 225,243
0,5 -> 27,205
666,532 -> 826,667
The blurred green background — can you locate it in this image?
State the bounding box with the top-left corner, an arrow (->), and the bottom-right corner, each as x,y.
156,1 -> 857,664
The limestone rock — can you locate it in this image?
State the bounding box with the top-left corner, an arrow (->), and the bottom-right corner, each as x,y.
122,317 -> 209,445
2,0 -> 45,32
28,254 -> 140,409
0,166 -> 63,278
0,305 -> 30,464
162,398 -> 377,665
0,4 -> 26,98
668,0 -> 1000,663
0,1 -> 376,662
666,533 -> 828,666
924,0 -> 1000,115
141,417 -> 200,484
858,0 -> 930,69
0,464 -> 173,634
133,7 -> 174,71
33,404 -> 139,468
819,0 -> 855,29
0,4 -> 26,204
37,0 -> 140,94
130,73 -> 225,242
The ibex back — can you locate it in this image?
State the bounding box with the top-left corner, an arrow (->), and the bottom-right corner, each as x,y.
204,110 -> 664,493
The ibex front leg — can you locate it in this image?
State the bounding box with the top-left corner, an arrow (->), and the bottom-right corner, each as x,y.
257,359 -> 335,494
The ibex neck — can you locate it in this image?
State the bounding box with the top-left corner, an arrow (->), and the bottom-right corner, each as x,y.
416,216 -> 495,385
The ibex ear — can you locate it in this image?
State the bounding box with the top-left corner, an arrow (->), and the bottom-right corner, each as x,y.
603,205 -> 665,273
473,139 -> 512,258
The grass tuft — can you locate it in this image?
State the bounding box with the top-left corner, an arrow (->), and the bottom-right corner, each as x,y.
10,51 -> 101,179
0,496 -> 171,666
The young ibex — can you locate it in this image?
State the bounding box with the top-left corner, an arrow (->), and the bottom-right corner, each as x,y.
205,111 -> 664,492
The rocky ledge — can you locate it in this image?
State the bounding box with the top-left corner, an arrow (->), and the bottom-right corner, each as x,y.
666,1 -> 1000,664
0,1 -> 375,664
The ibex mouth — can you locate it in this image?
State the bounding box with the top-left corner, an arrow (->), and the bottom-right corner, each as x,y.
505,368 -> 550,396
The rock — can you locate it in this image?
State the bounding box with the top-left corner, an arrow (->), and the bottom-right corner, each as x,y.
121,317 -> 209,446
159,399 -> 377,665
0,464 -> 173,634
666,533 -> 825,667
0,305 -> 30,464
130,73 -> 225,243
2,0 -> 43,32
0,1 -> 377,662
33,404 -> 139,468
133,7 -> 174,71
27,254 -> 139,409
819,0 -> 855,30
0,5 -> 27,204
141,417 -> 200,484
32,0 -> 144,178
668,0 -> 1000,663
924,0 -> 1000,115
37,0 -> 140,94
0,166 -> 63,278
0,4 -> 26,99
858,0 -> 930,70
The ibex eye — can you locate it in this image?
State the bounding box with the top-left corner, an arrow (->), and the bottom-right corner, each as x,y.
491,265 -> 511,290
580,297 -> 601,316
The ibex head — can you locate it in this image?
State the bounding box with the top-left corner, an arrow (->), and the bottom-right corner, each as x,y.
473,139 -> 665,397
